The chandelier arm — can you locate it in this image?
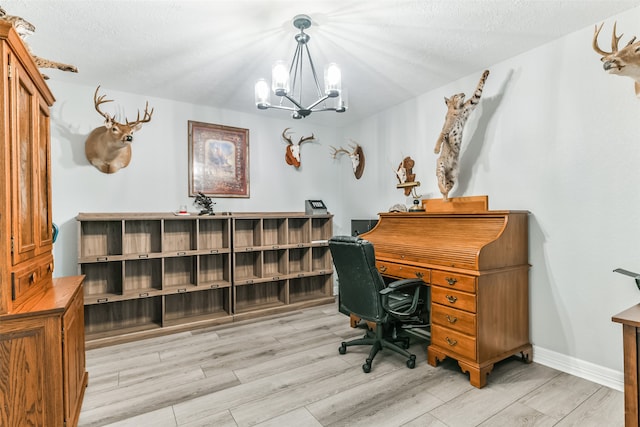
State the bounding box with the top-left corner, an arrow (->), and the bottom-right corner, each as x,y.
304,44 -> 324,97
265,104 -> 296,112
290,44 -> 302,100
283,94 -> 305,110
305,94 -> 330,110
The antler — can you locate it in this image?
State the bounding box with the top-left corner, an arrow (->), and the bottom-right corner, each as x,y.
329,145 -> 351,158
94,85 -> 114,121
127,101 -> 154,126
298,133 -> 315,145
593,22 -> 624,56
282,127 -> 293,145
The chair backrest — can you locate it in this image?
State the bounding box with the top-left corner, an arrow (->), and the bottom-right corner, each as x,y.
329,235 -> 387,323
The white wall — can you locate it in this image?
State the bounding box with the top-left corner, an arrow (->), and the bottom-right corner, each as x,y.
49,81 -> 347,279
340,7 -> 640,387
48,6 -> 640,389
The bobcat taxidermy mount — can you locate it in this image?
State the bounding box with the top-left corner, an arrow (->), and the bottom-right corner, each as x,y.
0,7 -> 77,79
434,70 -> 489,201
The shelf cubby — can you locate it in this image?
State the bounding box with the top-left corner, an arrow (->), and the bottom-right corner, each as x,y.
123,258 -> 162,294
312,246 -> 332,271
198,253 -> 230,286
198,218 -> 230,250
311,217 -> 332,242
164,256 -> 196,288
81,262 -> 123,300
163,219 -> 196,253
288,218 -> 310,245
262,249 -> 287,278
79,220 -> 123,259
233,251 -> 262,282
289,274 -> 332,304
263,218 -> 287,247
233,218 -> 262,249
83,296 -> 162,336
164,288 -> 231,323
123,220 -> 161,255
289,247 -> 310,274
234,280 -> 286,313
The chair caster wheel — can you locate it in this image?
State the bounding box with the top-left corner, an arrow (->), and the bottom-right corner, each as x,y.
407,355 -> 416,369
338,343 -> 347,355
362,362 -> 371,373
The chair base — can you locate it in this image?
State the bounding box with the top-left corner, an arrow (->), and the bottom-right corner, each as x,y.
339,323 -> 416,372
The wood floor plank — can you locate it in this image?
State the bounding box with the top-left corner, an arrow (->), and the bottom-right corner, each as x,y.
77,302 -> 625,427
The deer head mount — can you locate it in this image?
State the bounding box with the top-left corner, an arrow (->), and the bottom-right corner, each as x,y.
593,22 -> 640,96
330,141 -> 365,179
282,128 -> 315,168
85,86 -> 154,174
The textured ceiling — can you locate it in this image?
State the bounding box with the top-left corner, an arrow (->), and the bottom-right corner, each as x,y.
2,0 -> 639,127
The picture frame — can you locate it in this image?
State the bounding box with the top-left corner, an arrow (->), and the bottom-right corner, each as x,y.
188,121 -> 250,198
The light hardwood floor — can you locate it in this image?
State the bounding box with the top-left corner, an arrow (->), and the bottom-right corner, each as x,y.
78,303 -> 624,427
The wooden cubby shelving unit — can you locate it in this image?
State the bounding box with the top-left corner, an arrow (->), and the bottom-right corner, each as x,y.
77,212 -> 334,347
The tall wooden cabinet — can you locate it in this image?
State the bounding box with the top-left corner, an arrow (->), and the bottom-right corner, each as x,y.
77,212 -> 335,346
0,21 -> 87,427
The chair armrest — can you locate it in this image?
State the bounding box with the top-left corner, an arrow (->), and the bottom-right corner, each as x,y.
380,278 -> 424,295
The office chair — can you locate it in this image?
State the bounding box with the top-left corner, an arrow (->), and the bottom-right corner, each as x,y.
329,235 -> 429,373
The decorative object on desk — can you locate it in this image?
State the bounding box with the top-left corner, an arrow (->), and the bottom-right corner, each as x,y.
188,121 -> 249,197
85,86 -> 154,174
0,7 -> 78,80
395,156 -> 421,198
282,128 -> 315,168
434,70 -> 489,201
305,199 -> 328,215
194,192 -> 216,215
593,22 -> 640,97
330,141 -> 365,179
614,268 -> 640,291
408,199 -> 425,212
254,14 -> 346,119
388,203 -> 408,212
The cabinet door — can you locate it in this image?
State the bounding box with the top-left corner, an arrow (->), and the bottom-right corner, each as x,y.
0,315 -> 63,426
10,59 -> 52,264
62,286 -> 87,427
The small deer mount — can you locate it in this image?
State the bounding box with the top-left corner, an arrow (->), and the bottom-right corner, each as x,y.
395,156 -> 421,198
593,22 -> 640,96
330,141 -> 365,179
282,128 -> 315,168
85,86 -> 154,174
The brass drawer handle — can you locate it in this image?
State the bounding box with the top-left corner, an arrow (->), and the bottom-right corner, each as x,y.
415,271 -> 423,279
446,277 -> 458,286
379,265 -> 387,273
446,295 -> 457,303
445,314 -> 458,323
446,337 -> 458,346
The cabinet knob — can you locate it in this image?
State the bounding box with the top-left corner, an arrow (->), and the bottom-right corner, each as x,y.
379,265 -> 387,273
446,295 -> 457,304
415,271 -> 423,279
446,277 -> 458,286
445,337 -> 458,346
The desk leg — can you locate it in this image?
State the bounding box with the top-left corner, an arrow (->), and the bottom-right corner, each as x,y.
622,324 -> 640,427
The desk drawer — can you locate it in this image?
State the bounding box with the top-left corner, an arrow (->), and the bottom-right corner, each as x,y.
431,324 -> 476,360
432,286 -> 476,313
432,303 -> 476,335
431,270 -> 476,293
376,261 -> 429,282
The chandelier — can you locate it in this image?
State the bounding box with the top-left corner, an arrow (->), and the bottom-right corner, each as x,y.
254,14 -> 347,119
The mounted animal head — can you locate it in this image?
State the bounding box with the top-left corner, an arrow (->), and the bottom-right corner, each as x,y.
330,141 -> 365,179
593,22 -> 640,96
282,128 -> 315,168
85,86 -> 154,174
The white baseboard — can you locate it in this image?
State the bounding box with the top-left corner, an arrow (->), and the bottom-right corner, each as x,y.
533,345 -> 624,392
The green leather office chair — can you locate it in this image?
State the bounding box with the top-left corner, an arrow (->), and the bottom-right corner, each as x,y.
329,235 -> 429,373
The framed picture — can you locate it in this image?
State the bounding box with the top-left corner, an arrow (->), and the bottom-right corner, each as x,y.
188,121 -> 250,198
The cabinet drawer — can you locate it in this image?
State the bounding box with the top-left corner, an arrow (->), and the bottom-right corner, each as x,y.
431,324 -> 476,360
431,270 -> 476,293
376,261 -> 429,282
432,303 -> 476,335
12,255 -> 54,302
431,286 -> 476,313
